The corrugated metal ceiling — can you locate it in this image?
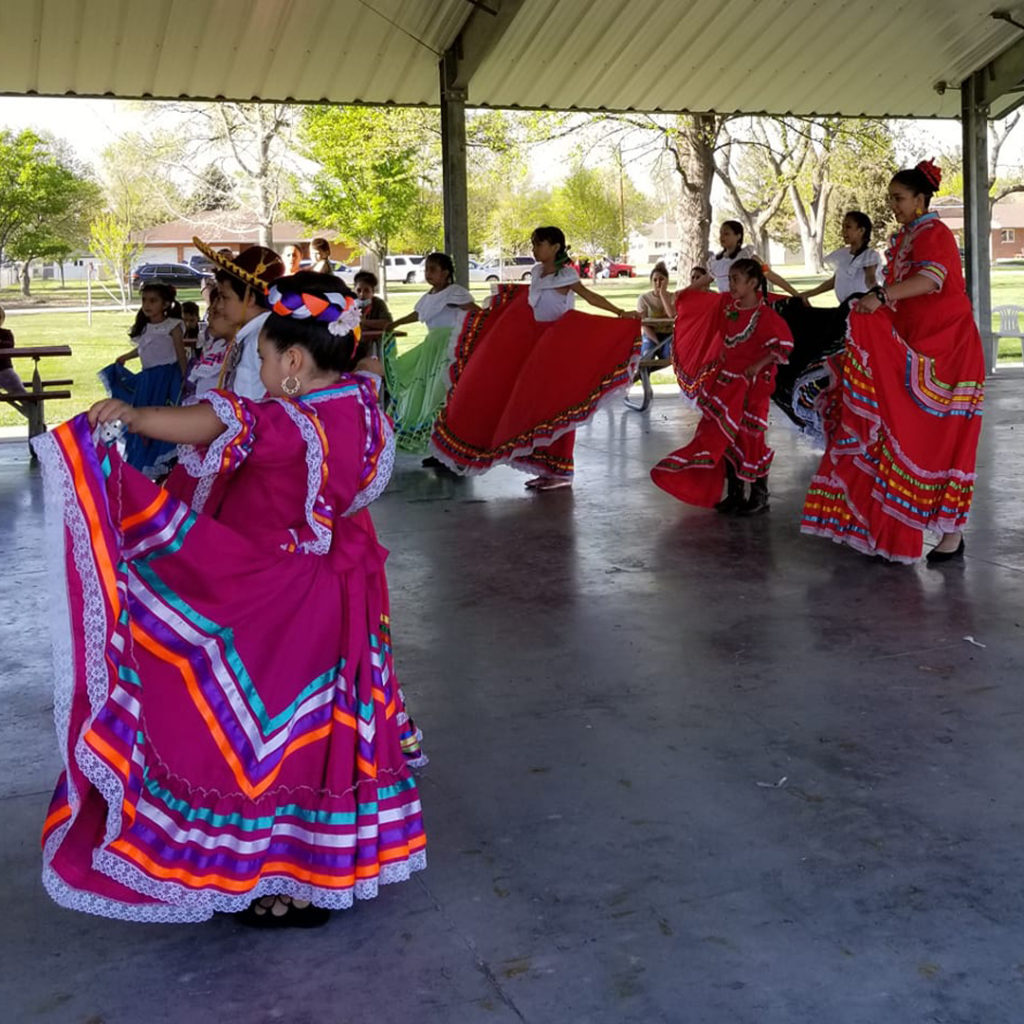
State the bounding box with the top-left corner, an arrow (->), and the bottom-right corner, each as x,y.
0,0 -> 1022,117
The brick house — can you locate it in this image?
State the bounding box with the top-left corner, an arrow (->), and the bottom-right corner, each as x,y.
135,215 -> 354,265
933,195 -> 1024,261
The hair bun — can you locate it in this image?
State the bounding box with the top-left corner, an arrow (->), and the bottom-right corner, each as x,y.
916,159 -> 942,190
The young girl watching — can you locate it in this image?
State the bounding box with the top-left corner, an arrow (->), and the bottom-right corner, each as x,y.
651,259 -> 793,515
99,281 -> 187,476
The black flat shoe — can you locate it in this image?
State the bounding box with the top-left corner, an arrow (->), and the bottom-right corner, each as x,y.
925,537 -> 965,563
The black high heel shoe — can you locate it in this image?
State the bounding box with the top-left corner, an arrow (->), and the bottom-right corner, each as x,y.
925,537 -> 965,563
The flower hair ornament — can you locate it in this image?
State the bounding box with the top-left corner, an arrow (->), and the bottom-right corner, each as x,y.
267,285 -> 363,354
916,158 -> 942,191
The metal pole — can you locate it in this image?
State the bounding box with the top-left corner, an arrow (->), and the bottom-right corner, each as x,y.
440,46 -> 470,287
962,71 -> 995,370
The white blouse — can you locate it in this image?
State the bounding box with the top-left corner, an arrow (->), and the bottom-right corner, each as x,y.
135,318 -> 182,369
414,284 -> 475,330
528,263 -> 580,322
824,246 -> 881,303
707,246 -> 755,293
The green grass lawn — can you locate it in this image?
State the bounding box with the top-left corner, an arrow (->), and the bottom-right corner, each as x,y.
2,275 -> 1022,428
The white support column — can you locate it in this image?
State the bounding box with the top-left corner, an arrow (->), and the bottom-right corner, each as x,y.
962,71 -> 995,369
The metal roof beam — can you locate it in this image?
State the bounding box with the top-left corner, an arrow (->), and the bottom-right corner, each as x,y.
448,0 -> 527,94
977,32 -> 1024,107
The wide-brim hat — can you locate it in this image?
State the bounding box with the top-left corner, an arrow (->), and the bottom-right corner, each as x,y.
193,237 -> 285,295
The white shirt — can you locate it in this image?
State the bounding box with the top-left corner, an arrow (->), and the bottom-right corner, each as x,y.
414,284 -> 475,329
232,310 -> 271,401
707,246 -> 754,293
824,246 -> 881,303
528,264 -> 579,322
135,318 -> 182,369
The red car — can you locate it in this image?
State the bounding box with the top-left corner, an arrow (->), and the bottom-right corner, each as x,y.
607,261 -> 636,278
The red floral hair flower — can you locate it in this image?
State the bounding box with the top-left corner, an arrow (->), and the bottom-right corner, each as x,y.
916,159 -> 942,190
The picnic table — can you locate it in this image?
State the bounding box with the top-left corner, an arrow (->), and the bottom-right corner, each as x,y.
0,345 -> 73,451
624,318 -> 675,412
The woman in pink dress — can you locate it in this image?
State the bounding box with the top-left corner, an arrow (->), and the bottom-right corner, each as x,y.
34,272 -> 425,927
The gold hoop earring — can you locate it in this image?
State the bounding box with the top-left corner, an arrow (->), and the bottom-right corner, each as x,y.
915,207 -> 923,216
281,375 -> 301,396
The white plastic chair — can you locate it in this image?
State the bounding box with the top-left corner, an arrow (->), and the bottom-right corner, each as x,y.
993,304 -> 1024,361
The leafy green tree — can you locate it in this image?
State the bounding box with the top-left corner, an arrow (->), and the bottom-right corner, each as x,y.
551,159 -> 624,258
188,162 -> 236,213
290,107 -> 435,290
0,131 -> 100,295
89,211 -> 142,309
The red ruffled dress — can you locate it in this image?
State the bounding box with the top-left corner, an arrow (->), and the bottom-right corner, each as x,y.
651,291 -> 793,506
800,214 -> 986,562
430,267 -> 641,479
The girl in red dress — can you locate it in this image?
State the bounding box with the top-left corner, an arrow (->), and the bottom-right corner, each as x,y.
651,259 -> 794,514
430,227 -> 640,491
800,161 -> 985,563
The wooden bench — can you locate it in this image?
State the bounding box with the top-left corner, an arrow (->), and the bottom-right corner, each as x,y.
1,345 -> 74,451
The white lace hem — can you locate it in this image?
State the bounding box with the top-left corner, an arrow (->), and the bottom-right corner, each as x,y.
42,850 -> 427,923
429,343 -> 641,477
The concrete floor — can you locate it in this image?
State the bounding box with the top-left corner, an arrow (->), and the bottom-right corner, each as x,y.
2,374 -> 1024,1024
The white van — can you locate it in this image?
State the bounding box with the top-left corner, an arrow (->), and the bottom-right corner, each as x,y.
382,254 -> 426,284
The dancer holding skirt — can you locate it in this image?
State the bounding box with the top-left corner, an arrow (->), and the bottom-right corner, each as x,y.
801,161 -> 985,563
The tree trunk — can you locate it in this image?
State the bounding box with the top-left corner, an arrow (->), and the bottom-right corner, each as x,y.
669,115 -> 718,276
20,260 -> 32,297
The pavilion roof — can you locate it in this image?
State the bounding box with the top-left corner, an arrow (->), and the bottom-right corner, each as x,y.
2,1 -> 1024,119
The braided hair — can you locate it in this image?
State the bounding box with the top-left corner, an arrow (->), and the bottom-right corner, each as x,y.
264,271 -> 365,373
716,220 -> 745,260
843,211 -> 873,258
531,226 -> 572,269
730,257 -> 768,299
130,282 -> 180,338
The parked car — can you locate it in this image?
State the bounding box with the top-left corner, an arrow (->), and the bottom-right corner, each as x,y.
607,261 -> 636,278
382,254 -> 426,284
188,254 -> 216,273
132,262 -> 212,291
471,256 -> 535,282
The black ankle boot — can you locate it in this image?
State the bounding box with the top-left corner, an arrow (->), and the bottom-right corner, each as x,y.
738,476 -> 770,516
714,464 -> 745,514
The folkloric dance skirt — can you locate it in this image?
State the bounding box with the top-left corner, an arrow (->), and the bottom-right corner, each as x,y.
382,325 -> 459,455
801,307 -> 985,562
431,286 -> 641,478
34,415 -> 426,922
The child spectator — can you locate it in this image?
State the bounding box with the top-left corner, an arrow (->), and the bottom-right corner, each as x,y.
354,270 -> 393,330
0,305 -> 27,399
98,282 -> 187,477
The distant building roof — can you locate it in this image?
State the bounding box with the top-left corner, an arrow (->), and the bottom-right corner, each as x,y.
139,215 -> 327,248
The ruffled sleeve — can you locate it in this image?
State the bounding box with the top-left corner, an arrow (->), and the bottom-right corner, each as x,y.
445,284 -> 475,307
177,390 -> 258,478
908,219 -> 957,291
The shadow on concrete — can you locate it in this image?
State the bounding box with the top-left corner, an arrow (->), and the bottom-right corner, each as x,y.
2,372 -> 1023,1023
